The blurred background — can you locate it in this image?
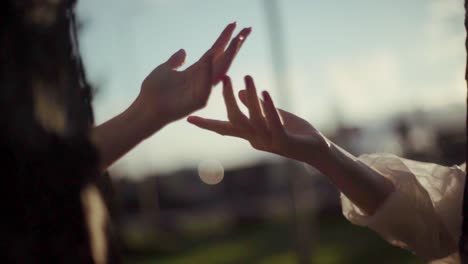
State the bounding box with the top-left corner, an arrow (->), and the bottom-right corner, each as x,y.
77,0 -> 465,263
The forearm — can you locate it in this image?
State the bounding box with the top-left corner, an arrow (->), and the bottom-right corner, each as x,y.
307,142 -> 395,216
91,99 -> 163,172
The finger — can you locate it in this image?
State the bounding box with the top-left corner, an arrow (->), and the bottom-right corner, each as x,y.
238,89 -> 248,105
165,49 -> 186,69
187,23 -> 236,73
261,91 -> 286,138
241,76 -> 271,142
196,52 -> 214,104
240,89 -> 286,125
222,76 -> 250,126
212,27 -> 252,84
208,22 -> 237,58
244,76 -> 264,122
187,116 -> 238,137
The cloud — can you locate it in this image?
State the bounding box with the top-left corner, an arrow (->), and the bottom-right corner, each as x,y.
423,0 -> 464,63
324,0 -> 465,123
418,0 -> 465,106
326,50 -> 403,123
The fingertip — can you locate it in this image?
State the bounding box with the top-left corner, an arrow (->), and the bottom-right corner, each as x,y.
240,27 -> 252,38
167,48 -> 187,68
222,75 -> 230,86
244,75 -> 255,88
222,22 -> 236,36
174,49 -> 187,61
262,91 -> 275,109
187,116 -> 198,123
221,23 -> 237,43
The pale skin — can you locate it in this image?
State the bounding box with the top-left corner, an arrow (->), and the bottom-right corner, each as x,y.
187,76 -> 395,216
92,23 -> 251,172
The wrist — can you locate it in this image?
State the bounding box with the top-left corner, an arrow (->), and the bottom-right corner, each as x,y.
129,95 -> 166,139
304,139 -> 334,170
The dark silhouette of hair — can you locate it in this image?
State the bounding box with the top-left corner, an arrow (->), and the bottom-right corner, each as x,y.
0,0 -> 113,263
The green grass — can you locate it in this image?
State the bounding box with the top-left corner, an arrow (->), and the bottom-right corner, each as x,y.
123,214 -> 424,264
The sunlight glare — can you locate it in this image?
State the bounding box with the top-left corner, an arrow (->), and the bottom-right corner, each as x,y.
198,159 -> 224,185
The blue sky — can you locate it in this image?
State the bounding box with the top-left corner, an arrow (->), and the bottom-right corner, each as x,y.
76,0 -> 465,177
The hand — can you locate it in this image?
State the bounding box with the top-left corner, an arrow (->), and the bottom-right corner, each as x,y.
136,23 -> 251,131
187,76 -> 331,164
188,76 -> 396,216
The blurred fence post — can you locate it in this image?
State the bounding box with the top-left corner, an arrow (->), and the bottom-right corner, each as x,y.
262,1 -> 314,263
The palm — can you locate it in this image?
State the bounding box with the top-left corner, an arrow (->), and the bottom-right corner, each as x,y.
142,61 -> 211,124
276,109 -> 328,160
280,110 -> 317,139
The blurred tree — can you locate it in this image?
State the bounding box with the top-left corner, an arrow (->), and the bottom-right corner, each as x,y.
262,1 -> 313,263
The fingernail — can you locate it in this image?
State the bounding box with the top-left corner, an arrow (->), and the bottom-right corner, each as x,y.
230,21 -> 237,26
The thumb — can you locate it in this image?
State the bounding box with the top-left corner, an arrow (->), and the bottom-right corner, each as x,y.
165,49 -> 186,69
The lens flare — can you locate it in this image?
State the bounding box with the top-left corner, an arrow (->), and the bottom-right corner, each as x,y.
198,160 -> 224,185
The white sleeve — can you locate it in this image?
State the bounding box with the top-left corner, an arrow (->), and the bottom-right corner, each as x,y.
340,153 -> 465,261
